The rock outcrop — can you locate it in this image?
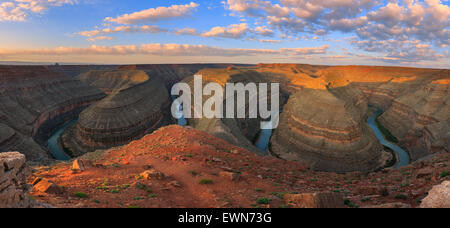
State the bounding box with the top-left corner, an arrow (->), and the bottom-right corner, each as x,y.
271,88 -> 383,172
121,64 -> 234,89
256,64 -> 448,169
63,70 -> 173,154
380,79 -> 450,160
0,66 -> 105,161
0,152 -> 34,208
420,181 -> 450,208
182,68 -> 286,155
0,124 -> 48,161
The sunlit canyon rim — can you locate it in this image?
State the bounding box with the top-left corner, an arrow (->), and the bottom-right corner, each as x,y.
0,63 -> 448,209
0,0 -> 449,210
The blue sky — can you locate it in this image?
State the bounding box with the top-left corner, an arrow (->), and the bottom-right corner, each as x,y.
0,0 -> 448,68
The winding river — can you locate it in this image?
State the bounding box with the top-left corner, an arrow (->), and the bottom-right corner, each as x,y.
367,108 -> 410,169
172,97 -> 187,126
47,104 -> 409,169
47,119 -> 77,161
255,123 -> 273,152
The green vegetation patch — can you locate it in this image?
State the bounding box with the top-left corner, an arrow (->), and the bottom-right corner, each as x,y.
199,179 -> 213,185
257,198 -> 271,205
74,192 -> 88,198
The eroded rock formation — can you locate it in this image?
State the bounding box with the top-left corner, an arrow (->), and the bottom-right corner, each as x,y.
0,152 -> 34,208
63,70 -> 173,154
0,66 -> 105,161
271,88 -> 383,172
256,64 -> 448,171
182,68 -> 286,155
380,79 -> 450,160
420,181 -> 450,208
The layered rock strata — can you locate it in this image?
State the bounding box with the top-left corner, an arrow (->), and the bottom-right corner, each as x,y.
0,152 -> 34,208
63,70 -> 172,154
271,88 -> 383,172
0,124 -> 48,161
0,66 -> 105,161
379,80 -> 450,160
256,64 -> 448,168
182,68 -> 286,155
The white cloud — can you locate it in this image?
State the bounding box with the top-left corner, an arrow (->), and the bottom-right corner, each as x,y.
0,43 -> 329,56
174,28 -> 199,36
254,26 -> 274,36
0,0 -> 77,22
224,0 -> 449,64
86,36 -> 114,42
202,23 -> 250,39
104,2 -> 199,24
79,25 -> 167,37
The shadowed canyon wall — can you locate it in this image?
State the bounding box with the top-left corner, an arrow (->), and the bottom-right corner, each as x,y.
380,78 -> 449,160
181,68 -> 288,156
0,64 -> 447,173
0,66 -> 106,161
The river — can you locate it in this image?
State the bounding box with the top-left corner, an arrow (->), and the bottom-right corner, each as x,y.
172,97 -> 187,126
47,119 -> 77,161
255,123 -> 273,152
367,108 -> 410,169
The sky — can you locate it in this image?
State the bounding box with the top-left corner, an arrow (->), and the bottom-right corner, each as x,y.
0,0 -> 448,68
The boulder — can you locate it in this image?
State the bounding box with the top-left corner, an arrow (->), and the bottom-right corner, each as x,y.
219,171 -> 240,181
31,177 -> 43,186
33,179 -> 65,195
0,152 -> 34,208
284,192 -> 345,208
72,159 -> 86,172
420,181 -> 450,208
415,167 -> 434,179
141,169 -> 165,180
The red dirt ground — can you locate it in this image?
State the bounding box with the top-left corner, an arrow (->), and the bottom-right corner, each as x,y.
28,125 -> 450,208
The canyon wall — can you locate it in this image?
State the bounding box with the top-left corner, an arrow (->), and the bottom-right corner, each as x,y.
271,88 -> 383,172
181,68 -> 287,156
63,70 -> 173,155
380,79 -> 450,160
258,64 -> 448,171
0,152 -> 34,208
0,66 -> 106,161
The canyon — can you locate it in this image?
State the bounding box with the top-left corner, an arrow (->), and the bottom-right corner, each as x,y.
0,63 -> 448,208
61,69 -> 173,155
0,66 -> 105,162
